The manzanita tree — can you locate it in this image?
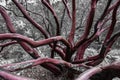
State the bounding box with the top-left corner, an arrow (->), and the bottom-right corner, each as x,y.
0,0 -> 120,80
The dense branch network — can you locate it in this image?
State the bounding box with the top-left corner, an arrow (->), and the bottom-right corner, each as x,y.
0,0 -> 120,80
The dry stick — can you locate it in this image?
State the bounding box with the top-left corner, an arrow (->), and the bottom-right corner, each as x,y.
43,18 -> 56,58
60,8 -> 66,29
57,0 -> 69,58
44,18 -> 54,36
62,0 -> 72,19
76,2 -> 90,30
68,0 -> 76,47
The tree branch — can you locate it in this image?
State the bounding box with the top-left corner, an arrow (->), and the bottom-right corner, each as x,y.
0,33 -> 70,50
104,0 -> 120,43
41,0 -> 60,36
68,0 -> 76,47
0,70 -> 33,80
79,0 -> 98,40
0,58 -> 71,72
62,0 -> 72,19
74,0 -> 98,50
76,61 -> 120,80
0,6 -> 40,59
12,0 -> 49,38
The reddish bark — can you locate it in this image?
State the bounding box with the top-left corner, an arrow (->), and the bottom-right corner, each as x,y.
0,70 -> 33,80
76,61 -> 120,80
0,0 -> 120,80
68,0 -> 76,47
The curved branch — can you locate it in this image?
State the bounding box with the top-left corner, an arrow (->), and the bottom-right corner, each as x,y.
79,0 -> 98,40
0,5 -> 65,74
68,0 -> 76,47
76,32 -> 120,66
0,57 -> 91,74
76,61 -> 120,80
74,27 -> 107,60
62,0 -> 72,19
12,0 -> 49,38
76,67 -> 102,80
0,6 -> 40,58
0,41 -> 17,52
106,32 -> 120,50
41,0 -> 60,36
93,0 -> 112,33
74,0 -> 98,49
105,0 -> 120,16
0,41 -> 17,47
0,6 -> 16,33
0,58 -> 71,72
104,0 -> 120,43
0,33 -> 70,48
12,0 -> 66,59
0,70 -> 33,80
